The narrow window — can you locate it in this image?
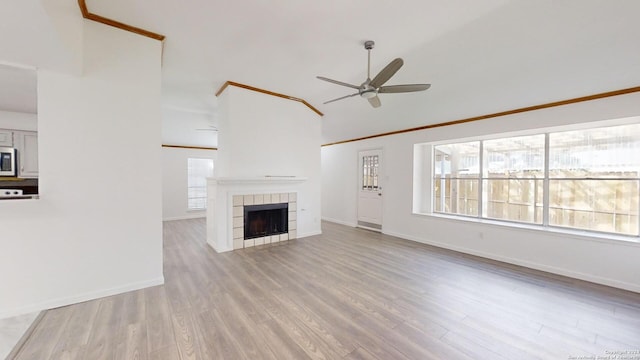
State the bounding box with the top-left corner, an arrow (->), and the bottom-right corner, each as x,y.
187,158 -> 214,210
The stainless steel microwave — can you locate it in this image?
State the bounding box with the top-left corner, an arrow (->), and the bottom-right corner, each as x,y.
0,147 -> 17,177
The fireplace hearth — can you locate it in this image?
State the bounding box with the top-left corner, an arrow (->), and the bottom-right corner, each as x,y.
244,203 -> 288,239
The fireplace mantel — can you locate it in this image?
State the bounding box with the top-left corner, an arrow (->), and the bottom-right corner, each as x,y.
211,176 -> 308,185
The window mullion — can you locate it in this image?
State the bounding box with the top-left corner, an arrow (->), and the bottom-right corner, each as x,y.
543,133 -> 550,227
637,179 -> 640,237
478,140 -> 484,218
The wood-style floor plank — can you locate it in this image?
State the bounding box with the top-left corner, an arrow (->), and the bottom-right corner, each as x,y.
10,219 -> 640,359
13,307 -> 72,360
144,285 -> 176,355
48,300 -> 99,359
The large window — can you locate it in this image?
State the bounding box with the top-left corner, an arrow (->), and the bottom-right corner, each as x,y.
430,122 -> 640,237
187,158 -> 214,210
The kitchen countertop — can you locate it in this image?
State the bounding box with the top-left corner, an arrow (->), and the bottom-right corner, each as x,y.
0,178 -> 39,195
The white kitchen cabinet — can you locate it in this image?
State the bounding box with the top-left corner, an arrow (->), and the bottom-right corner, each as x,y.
13,131 -> 38,178
0,130 -> 12,147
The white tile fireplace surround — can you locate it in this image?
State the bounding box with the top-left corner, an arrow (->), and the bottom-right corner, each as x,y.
206,177 -> 307,252
232,192 -> 297,249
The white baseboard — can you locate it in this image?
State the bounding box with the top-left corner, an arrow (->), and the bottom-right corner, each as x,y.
321,217 -> 357,227
0,277 -> 165,319
383,229 -> 640,294
297,230 -> 322,239
163,214 -> 206,221
207,241 -> 232,253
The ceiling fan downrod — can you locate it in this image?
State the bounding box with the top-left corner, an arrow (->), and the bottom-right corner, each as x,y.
365,40 -> 374,80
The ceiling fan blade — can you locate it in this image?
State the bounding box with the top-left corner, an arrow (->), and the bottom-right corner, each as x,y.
368,95 -> 381,108
370,58 -> 403,88
316,76 -> 360,90
378,84 -> 431,93
324,92 -> 359,104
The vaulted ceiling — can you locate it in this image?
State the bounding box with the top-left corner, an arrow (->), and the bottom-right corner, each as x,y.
86,0 -> 640,145
3,1 -> 640,145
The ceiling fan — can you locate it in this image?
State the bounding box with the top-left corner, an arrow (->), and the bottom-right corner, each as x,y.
317,40 -> 431,108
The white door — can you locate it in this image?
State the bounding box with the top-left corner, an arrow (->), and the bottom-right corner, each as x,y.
357,149 -> 383,231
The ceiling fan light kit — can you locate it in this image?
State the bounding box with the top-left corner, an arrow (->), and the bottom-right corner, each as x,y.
361,89 -> 377,99
317,40 -> 431,108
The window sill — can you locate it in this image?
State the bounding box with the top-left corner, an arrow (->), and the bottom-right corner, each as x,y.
413,212 -> 640,247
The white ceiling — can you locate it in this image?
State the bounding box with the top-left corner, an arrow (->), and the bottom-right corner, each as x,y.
0,64 -> 37,114
162,106 -> 218,148
86,0 -> 640,145
0,0 -> 81,75
3,1 -> 640,144
0,0 -> 80,115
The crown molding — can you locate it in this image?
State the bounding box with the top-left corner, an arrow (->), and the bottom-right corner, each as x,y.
78,0 -> 165,41
162,144 -> 217,151
215,81 -> 323,117
322,85 -> 640,147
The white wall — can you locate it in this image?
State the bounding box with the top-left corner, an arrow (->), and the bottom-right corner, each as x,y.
162,146 -> 217,220
0,110 -> 37,131
322,91 -> 640,293
216,86 -> 322,238
0,21 -> 163,318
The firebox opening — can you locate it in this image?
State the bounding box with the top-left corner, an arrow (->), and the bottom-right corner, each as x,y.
244,203 -> 288,239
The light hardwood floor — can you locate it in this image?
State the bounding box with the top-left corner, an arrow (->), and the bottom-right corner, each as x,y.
0,312 -> 40,360
10,219 -> 640,359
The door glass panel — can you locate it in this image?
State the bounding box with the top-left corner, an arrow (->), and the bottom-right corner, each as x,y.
362,155 -> 379,190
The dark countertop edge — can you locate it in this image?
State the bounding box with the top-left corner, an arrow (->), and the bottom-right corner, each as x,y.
0,195 -> 39,201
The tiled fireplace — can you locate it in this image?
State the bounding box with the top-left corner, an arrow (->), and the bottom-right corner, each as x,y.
232,192 -> 297,249
206,177 -> 306,253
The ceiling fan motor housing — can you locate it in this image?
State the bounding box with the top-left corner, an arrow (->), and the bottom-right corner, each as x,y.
360,84 -> 377,98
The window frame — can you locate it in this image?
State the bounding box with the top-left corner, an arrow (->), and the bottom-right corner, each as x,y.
433,141 -> 481,217
481,134 -> 546,225
424,120 -> 640,240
